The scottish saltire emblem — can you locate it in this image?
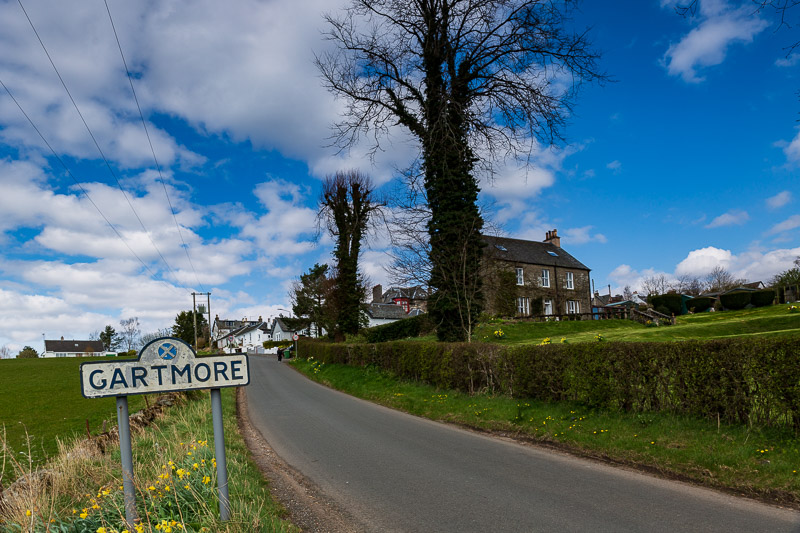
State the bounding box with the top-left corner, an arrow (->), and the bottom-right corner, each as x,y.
158,342 -> 177,360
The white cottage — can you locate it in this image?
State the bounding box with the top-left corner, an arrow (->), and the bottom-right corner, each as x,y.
42,339 -> 111,358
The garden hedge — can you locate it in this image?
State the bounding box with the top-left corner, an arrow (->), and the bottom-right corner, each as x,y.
300,337 -> 800,430
649,293 -> 683,315
363,314 -> 435,343
750,289 -> 776,308
720,291 -> 752,310
686,296 -> 715,313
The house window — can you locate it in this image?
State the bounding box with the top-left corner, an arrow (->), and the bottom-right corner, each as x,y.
566,272 -> 574,290
541,269 -> 550,288
544,299 -> 553,315
516,267 -> 524,286
567,300 -> 580,314
517,297 -> 530,316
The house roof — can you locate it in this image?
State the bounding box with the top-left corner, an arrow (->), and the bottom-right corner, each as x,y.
383,286 -> 428,302
366,303 -> 409,320
45,339 -> 105,353
271,317 -> 294,334
482,235 -> 590,271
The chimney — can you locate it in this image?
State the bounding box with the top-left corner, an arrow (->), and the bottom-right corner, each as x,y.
544,228 -> 561,248
373,284 -> 383,303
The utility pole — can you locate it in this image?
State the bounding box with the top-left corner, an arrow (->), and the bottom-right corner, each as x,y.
192,292 -> 212,352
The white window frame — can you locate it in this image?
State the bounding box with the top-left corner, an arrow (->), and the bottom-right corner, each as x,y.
566,271 -> 574,290
541,269 -> 550,288
567,300 -> 580,314
517,297 -> 530,316
544,299 -> 553,315
516,267 -> 524,286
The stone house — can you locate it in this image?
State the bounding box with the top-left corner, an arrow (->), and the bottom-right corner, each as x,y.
482,230 -> 592,317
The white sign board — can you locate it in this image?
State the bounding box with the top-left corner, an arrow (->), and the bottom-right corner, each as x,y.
80,337 -> 249,399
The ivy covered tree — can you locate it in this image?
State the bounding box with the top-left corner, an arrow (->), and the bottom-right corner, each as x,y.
319,170 -> 382,339
318,0 -> 604,341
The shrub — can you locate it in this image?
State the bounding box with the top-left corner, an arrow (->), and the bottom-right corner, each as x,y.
720,291 -> 752,310
299,336 -> 800,430
363,314 -> 434,343
649,293 -> 682,315
750,289 -> 775,307
655,305 -> 671,316
686,296 -> 715,313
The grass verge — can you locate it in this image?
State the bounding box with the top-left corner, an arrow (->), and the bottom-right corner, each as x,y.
0,388 -> 297,532
291,357 -> 800,508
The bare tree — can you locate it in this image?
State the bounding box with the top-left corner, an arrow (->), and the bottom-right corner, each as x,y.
119,317 -> 141,352
671,273 -> 703,296
704,266 -> 742,293
318,0 -> 604,341
319,170 -> 383,338
0,345 -> 10,360
622,285 -> 633,300
641,274 -> 670,296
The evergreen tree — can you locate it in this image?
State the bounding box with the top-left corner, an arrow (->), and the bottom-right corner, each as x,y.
172,310 -> 208,347
290,263 -> 334,338
99,325 -> 121,351
17,346 -> 38,358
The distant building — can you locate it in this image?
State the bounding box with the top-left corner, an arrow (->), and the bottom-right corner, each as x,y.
364,302 -> 410,328
372,285 -> 429,313
42,338 -> 109,358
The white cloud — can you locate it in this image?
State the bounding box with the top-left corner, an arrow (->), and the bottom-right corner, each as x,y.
781,128 -> 800,164
674,244 -> 800,282
767,215 -> 800,235
776,53 -> 800,67
705,209 -> 749,228
606,160 -> 622,174
562,226 -> 607,245
662,1 -> 768,83
766,191 -> 792,209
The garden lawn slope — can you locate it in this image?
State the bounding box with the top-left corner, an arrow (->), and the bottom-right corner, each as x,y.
475,304 -> 800,345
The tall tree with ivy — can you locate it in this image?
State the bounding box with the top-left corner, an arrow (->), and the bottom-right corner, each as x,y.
319,170 -> 382,338
318,0 -> 604,341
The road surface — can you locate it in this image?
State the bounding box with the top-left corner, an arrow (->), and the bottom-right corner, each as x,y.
244,356 -> 800,532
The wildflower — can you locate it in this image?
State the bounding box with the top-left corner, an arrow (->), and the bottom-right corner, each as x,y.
202,475 -> 211,484
80,512 -> 88,519
26,510 -> 31,517
97,528 -> 108,533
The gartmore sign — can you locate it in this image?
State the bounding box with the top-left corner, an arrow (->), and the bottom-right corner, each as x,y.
80,337 -> 249,398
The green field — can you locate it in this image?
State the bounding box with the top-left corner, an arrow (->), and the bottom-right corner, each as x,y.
474,303 -> 800,344
0,357 -> 152,472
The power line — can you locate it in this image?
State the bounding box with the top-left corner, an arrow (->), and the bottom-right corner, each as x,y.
103,0 -> 207,293
16,0 -> 186,289
0,76 -> 189,298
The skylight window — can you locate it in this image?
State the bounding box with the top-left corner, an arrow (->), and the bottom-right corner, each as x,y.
547,251 -> 558,257
495,244 -> 508,252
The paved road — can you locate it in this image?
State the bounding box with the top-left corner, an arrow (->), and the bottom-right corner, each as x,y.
245,356 -> 800,532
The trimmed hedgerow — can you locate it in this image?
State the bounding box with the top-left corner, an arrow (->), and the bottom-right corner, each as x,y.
750,289 -> 776,308
649,293 -> 683,315
686,296 -> 715,313
720,291 -> 752,310
363,314 -> 435,343
299,337 -> 800,430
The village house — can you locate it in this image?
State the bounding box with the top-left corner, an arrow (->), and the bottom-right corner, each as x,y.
482,230 -> 592,318
42,338 -> 110,358
372,285 -> 429,313
364,302 -> 410,328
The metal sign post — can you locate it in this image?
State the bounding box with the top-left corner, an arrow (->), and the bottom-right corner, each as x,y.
80,337 -> 249,524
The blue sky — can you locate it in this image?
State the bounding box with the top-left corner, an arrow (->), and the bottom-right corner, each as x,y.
0,0 -> 798,354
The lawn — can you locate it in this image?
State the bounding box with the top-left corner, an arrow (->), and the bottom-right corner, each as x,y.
474,303 -> 800,345
0,357 -> 153,473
